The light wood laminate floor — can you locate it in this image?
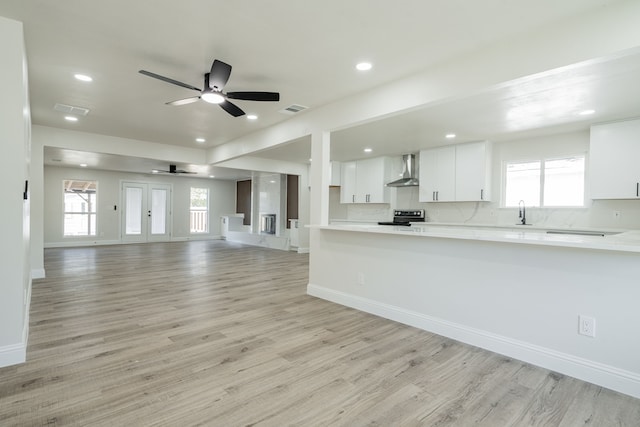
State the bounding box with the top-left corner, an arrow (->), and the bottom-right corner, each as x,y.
1,241 -> 638,426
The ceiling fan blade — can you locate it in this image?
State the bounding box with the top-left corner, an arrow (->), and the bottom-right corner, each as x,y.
139,70 -> 201,92
209,60 -> 232,90
219,100 -> 245,117
226,91 -> 280,102
166,96 -> 200,106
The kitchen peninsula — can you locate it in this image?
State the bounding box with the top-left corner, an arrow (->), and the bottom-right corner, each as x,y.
307,222 -> 640,398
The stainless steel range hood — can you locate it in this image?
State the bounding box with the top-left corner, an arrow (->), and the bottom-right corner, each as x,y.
386,154 -> 419,187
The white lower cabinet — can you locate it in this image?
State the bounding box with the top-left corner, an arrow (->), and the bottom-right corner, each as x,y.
590,119 -> 640,199
419,141 -> 491,203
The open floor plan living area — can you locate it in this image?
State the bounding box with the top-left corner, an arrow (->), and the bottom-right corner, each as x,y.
2,1 -> 640,425
1,241 -> 639,425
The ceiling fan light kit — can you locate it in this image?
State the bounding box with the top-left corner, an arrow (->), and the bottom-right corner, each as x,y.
139,59 -> 280,117
201,91 -> 225,104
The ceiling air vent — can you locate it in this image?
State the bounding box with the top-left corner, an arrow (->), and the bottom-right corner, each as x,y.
54,103 -> 90,116
279,104 -> 308,115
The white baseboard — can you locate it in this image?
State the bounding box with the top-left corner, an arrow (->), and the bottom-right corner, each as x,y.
297,247 -> 310,254
31,268 -> 46,279
307,283 -> 640,399
45,239 -> 121,248
171,235 -> 223,242
0,342 -> 26,368
45,237 -> 225,248
0,284 -> 30,368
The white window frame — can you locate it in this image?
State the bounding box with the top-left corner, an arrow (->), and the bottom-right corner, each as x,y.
63,180 -> 98,237
502,154 -> 586,208
189,187 -> 209,234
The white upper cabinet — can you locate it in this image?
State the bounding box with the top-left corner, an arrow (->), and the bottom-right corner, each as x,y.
340,161 -> 358,203
340,157 -> 395,204
455,141 -> 492,202
590,119 -> 640,200
419,141 -> 492,202
419,146 -> 455,202
329,161 -> 341,186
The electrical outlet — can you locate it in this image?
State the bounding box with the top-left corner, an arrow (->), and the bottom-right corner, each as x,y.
613,211 -> 621,220
578,315 -> 596,337
357,272 -> 365,286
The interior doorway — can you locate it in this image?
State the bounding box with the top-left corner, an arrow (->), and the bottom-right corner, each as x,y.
121,182 -> 172,243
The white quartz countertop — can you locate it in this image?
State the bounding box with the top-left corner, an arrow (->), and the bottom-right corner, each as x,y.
312,222 -> 640,253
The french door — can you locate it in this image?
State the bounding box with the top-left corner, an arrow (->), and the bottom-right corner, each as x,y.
121,182 -> 172,243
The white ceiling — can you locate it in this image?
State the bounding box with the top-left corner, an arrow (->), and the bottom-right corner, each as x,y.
43,147 -> 255,180
1,0 -> 636,174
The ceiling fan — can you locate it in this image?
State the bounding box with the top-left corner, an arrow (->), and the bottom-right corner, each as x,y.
139,59 -> 280,117
153,164 -> 196,175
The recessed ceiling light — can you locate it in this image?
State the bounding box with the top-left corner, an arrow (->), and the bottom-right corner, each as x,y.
246,114 -> 258,120
356,62 -> 372,71
209,175 -> 215,178
195,138 -> 206,143
445,133 -> 456,139
74,74 -> 93,82
79,163 -> 87,168
579,109 -> 595,116
64,116 -> 78,122
269,180 -> 276,184
152,170 -> 159,174
308,158 -> 312,162
364,148 -> 373,153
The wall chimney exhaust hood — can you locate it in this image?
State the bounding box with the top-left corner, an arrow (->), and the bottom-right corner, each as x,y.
386,154 -> 419,187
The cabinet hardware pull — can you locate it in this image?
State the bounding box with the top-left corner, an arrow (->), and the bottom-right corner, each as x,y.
637,182 -> 639,197
352,194 -> 355,203
432,191 -> 435,201
480,189 -> 484,200
436,191 -> 439,201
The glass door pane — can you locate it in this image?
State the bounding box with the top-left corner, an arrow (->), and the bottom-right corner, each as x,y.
150,188 -> 167,235
125,187 -> 143,235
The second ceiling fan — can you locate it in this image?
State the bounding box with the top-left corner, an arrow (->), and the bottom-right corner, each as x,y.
139,59 -> 280,117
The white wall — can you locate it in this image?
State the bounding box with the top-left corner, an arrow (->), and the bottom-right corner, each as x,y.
30,140 -> 44,278
0,16 -> 31,367
331,130 -> 640,230
308,228 -> 640,398
43,166 -> 235,246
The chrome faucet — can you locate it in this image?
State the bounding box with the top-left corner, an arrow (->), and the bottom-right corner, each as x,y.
518,200 -> 527,225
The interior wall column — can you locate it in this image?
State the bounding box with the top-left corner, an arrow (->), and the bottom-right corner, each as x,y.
309,131 -> 330,226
